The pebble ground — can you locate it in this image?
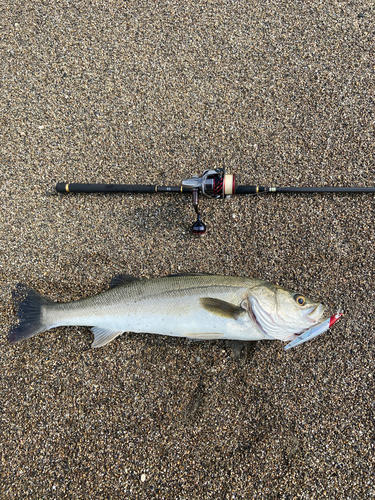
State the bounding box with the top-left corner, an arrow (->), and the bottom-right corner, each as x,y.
1,1 -> 374,498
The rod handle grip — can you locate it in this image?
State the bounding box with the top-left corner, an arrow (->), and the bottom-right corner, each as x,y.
56,183 -> 158,193
234,186 -> 261,194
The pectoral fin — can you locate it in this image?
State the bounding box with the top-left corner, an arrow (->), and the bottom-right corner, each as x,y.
91,327 -> 124,348
200,297 -> 245,320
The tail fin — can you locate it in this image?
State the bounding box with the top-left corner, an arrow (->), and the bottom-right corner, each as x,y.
9,284 -> 54,343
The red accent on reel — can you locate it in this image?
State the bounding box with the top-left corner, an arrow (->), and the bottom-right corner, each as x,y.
213,177 -> 224,197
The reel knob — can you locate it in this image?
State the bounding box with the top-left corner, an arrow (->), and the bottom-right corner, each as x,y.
192,214 -> 206,235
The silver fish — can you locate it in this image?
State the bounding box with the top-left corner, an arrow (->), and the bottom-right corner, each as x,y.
9,274 -> 325,348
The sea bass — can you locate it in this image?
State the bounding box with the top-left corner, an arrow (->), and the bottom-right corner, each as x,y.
9,274 -> 325,348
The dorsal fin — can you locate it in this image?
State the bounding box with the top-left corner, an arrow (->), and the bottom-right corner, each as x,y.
166,272 -> 213,277
108,274 -> 143,289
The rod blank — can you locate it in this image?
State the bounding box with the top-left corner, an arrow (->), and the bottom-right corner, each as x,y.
276,186 -> 375,194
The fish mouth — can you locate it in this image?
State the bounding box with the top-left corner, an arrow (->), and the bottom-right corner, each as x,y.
304,304 -> 325,322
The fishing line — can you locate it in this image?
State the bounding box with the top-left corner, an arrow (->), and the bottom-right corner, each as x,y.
333,219 -> 343,314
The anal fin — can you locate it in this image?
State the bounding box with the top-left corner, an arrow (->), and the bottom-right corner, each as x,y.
91,327 -> 124,348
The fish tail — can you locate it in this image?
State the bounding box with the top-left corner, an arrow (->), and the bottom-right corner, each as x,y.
8,284 -> 55,343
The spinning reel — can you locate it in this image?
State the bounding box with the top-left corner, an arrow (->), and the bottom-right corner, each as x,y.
181,169 -> 235,234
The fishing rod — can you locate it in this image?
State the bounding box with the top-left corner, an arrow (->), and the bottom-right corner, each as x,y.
56,168 -> 375,235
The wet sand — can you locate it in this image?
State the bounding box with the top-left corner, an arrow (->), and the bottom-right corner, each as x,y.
1,1 -> 374,498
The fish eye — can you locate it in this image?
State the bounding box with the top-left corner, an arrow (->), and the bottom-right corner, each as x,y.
294,294 -> 306,306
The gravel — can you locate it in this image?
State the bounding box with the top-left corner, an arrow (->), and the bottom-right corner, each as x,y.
1,1 -> 374,498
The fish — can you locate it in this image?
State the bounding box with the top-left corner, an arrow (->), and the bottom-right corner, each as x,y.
9,273 -> 326,349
